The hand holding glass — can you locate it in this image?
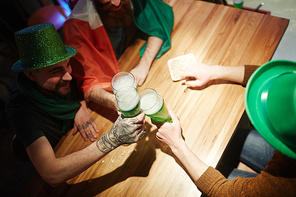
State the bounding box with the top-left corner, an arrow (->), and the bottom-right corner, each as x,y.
140,88 -> 172,125
115,87 -> 141,118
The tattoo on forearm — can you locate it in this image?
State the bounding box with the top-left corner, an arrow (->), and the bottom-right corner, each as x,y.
96,116 -> 140,153
96,134 -> 116,153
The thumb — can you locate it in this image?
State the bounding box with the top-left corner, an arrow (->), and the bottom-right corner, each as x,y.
185,80 -> 203,87
134,112 -> 145,122
169,110 -> 178,123
137,78 -> 145,87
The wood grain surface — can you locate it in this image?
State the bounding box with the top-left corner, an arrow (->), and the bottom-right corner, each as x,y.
23,0 -> 289,196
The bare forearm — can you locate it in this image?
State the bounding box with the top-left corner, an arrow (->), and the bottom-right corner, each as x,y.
52,142 -> 107,186
170,140 -> 209,182
213,65 -> 245,84
89,88 -> 117,110
130,36 -> 164,86
51,115 -> 144,185
41,131 -> 120,186
31,114 -> 144,187
139,36 -> 163,68
27,137 -> 109,187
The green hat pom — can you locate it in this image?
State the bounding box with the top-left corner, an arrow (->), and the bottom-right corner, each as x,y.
12,23 -> 77,71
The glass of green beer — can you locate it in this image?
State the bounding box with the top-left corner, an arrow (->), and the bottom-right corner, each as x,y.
111,72 -> 137,95
115,87 -> 141,118
139,88 -> 172,125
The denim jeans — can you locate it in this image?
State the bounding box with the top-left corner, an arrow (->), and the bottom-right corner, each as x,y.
227,129 -> 275,180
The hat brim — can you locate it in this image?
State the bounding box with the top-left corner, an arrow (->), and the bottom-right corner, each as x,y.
12,45 -> 77,72
245,60 -> 296,159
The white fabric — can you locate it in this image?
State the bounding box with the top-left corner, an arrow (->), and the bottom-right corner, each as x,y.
67,0 -> 103,30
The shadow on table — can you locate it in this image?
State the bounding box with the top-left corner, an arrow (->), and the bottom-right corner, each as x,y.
22,123 -> 163,196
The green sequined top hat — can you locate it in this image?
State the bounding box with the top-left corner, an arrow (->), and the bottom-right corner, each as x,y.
245,60 -> 296,159
12,23 -> 77,72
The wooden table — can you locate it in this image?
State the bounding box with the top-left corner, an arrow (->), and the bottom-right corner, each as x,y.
23,0 -> 289,196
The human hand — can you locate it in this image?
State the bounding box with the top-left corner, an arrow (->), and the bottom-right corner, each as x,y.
73,101 -> 98,142
156,110 -> 184,148
96,112 -> 146,153
181,63 -> 216,88
130,63 -> 150,86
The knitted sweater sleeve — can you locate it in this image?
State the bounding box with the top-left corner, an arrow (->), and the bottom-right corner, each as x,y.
195,166 -> 262,196
241,65 -> 259,86
195,151 -> 296,196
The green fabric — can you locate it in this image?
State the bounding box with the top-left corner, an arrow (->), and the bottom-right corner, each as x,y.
132,0 -> 174,59
13,23 -> 77,72
16,72 -> 80,134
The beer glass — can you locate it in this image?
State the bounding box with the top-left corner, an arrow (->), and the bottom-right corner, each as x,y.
115,87 -> 141,118
139,88 -> 172,124
111,72 -> 137,95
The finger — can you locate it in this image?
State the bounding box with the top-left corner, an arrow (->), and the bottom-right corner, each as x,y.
134,77 -> 140,85
88,126 -> 97,139
185,80 -> 202,87
137,77 -> 146,86
138,80 -> 143,87
142,121 -> 146,131
80,130 -> 88,141
84,128 -> 95,142
137,112 -> 145,122
155,131 -> 163,140
181,66 -> 195,79
133,123 -> 144,131
73,125 -> 78,135
87,125 -> 97,141
168,110 -> 179,123
77,125 -> 88,141
83,120 -> 97,141
86,118 -> 98,137
91,122 -> 99,133
138,129 -> 146,138
130,112 -> 145,123
134,128 -> 146,142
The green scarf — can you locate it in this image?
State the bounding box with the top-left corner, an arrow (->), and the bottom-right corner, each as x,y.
16,72 -> 81,134
132,0 -> 174,59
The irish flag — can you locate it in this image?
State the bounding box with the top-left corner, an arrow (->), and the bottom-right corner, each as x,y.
63,0 -> 174,101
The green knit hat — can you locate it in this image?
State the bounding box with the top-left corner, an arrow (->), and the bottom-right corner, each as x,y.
12,23 -> 77,72
245,60 -> 296,159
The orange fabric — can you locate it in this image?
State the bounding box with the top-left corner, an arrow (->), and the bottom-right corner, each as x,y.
64,19 -> 120,101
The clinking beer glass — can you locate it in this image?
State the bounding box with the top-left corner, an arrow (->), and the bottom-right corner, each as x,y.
115,87 -> 141,118
111,71 -> 137,95
139,88 -> 172,125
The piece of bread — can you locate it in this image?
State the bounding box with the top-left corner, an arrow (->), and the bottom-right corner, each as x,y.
167,53 -> 196,81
